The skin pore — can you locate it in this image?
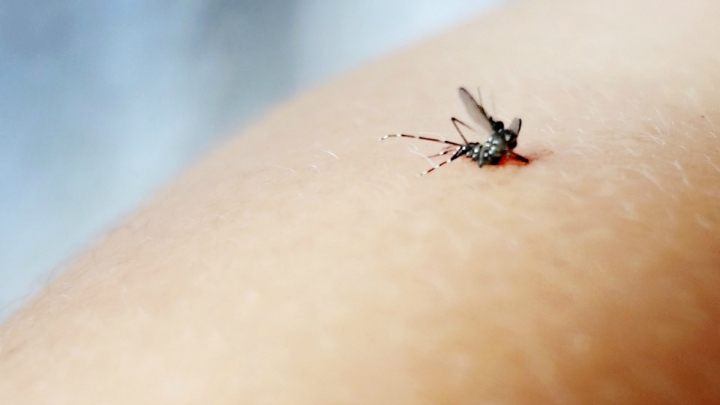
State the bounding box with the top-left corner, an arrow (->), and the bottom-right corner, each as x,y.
2,0 -> 720,403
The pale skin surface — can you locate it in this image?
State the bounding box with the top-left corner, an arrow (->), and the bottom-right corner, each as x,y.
2,0 -> 720,403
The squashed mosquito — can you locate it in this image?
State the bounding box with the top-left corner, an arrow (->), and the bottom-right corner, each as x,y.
380,88 -> 529,176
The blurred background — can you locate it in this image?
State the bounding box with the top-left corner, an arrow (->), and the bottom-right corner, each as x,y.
0,0 -> 503,318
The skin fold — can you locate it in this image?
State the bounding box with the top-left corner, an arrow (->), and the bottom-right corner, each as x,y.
2,0 -> 720,403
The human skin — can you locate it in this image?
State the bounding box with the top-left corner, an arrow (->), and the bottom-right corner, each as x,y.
2,0 -> 720,403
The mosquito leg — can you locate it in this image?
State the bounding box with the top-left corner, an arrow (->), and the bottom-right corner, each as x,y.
379,133 -> 462,146
450,117 -> 474,144
508,151 -> 530,163
417,148 -> 465,177
426,146 -> 459,159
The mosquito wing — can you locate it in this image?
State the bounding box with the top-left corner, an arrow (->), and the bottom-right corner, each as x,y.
458,87 -> 493,133
508,118 -> 522,135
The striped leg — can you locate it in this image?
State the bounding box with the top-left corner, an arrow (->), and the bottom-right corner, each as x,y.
426,146 -> 460,159
379,133 -> 462,147
417,148 -> 465,177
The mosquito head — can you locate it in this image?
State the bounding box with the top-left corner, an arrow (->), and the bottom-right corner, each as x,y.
492,121 -> 504,132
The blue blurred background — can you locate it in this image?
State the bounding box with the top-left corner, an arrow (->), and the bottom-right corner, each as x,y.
0,0 -> 502,317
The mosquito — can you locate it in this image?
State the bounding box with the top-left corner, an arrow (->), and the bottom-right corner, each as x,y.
379,87 -> 529,176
